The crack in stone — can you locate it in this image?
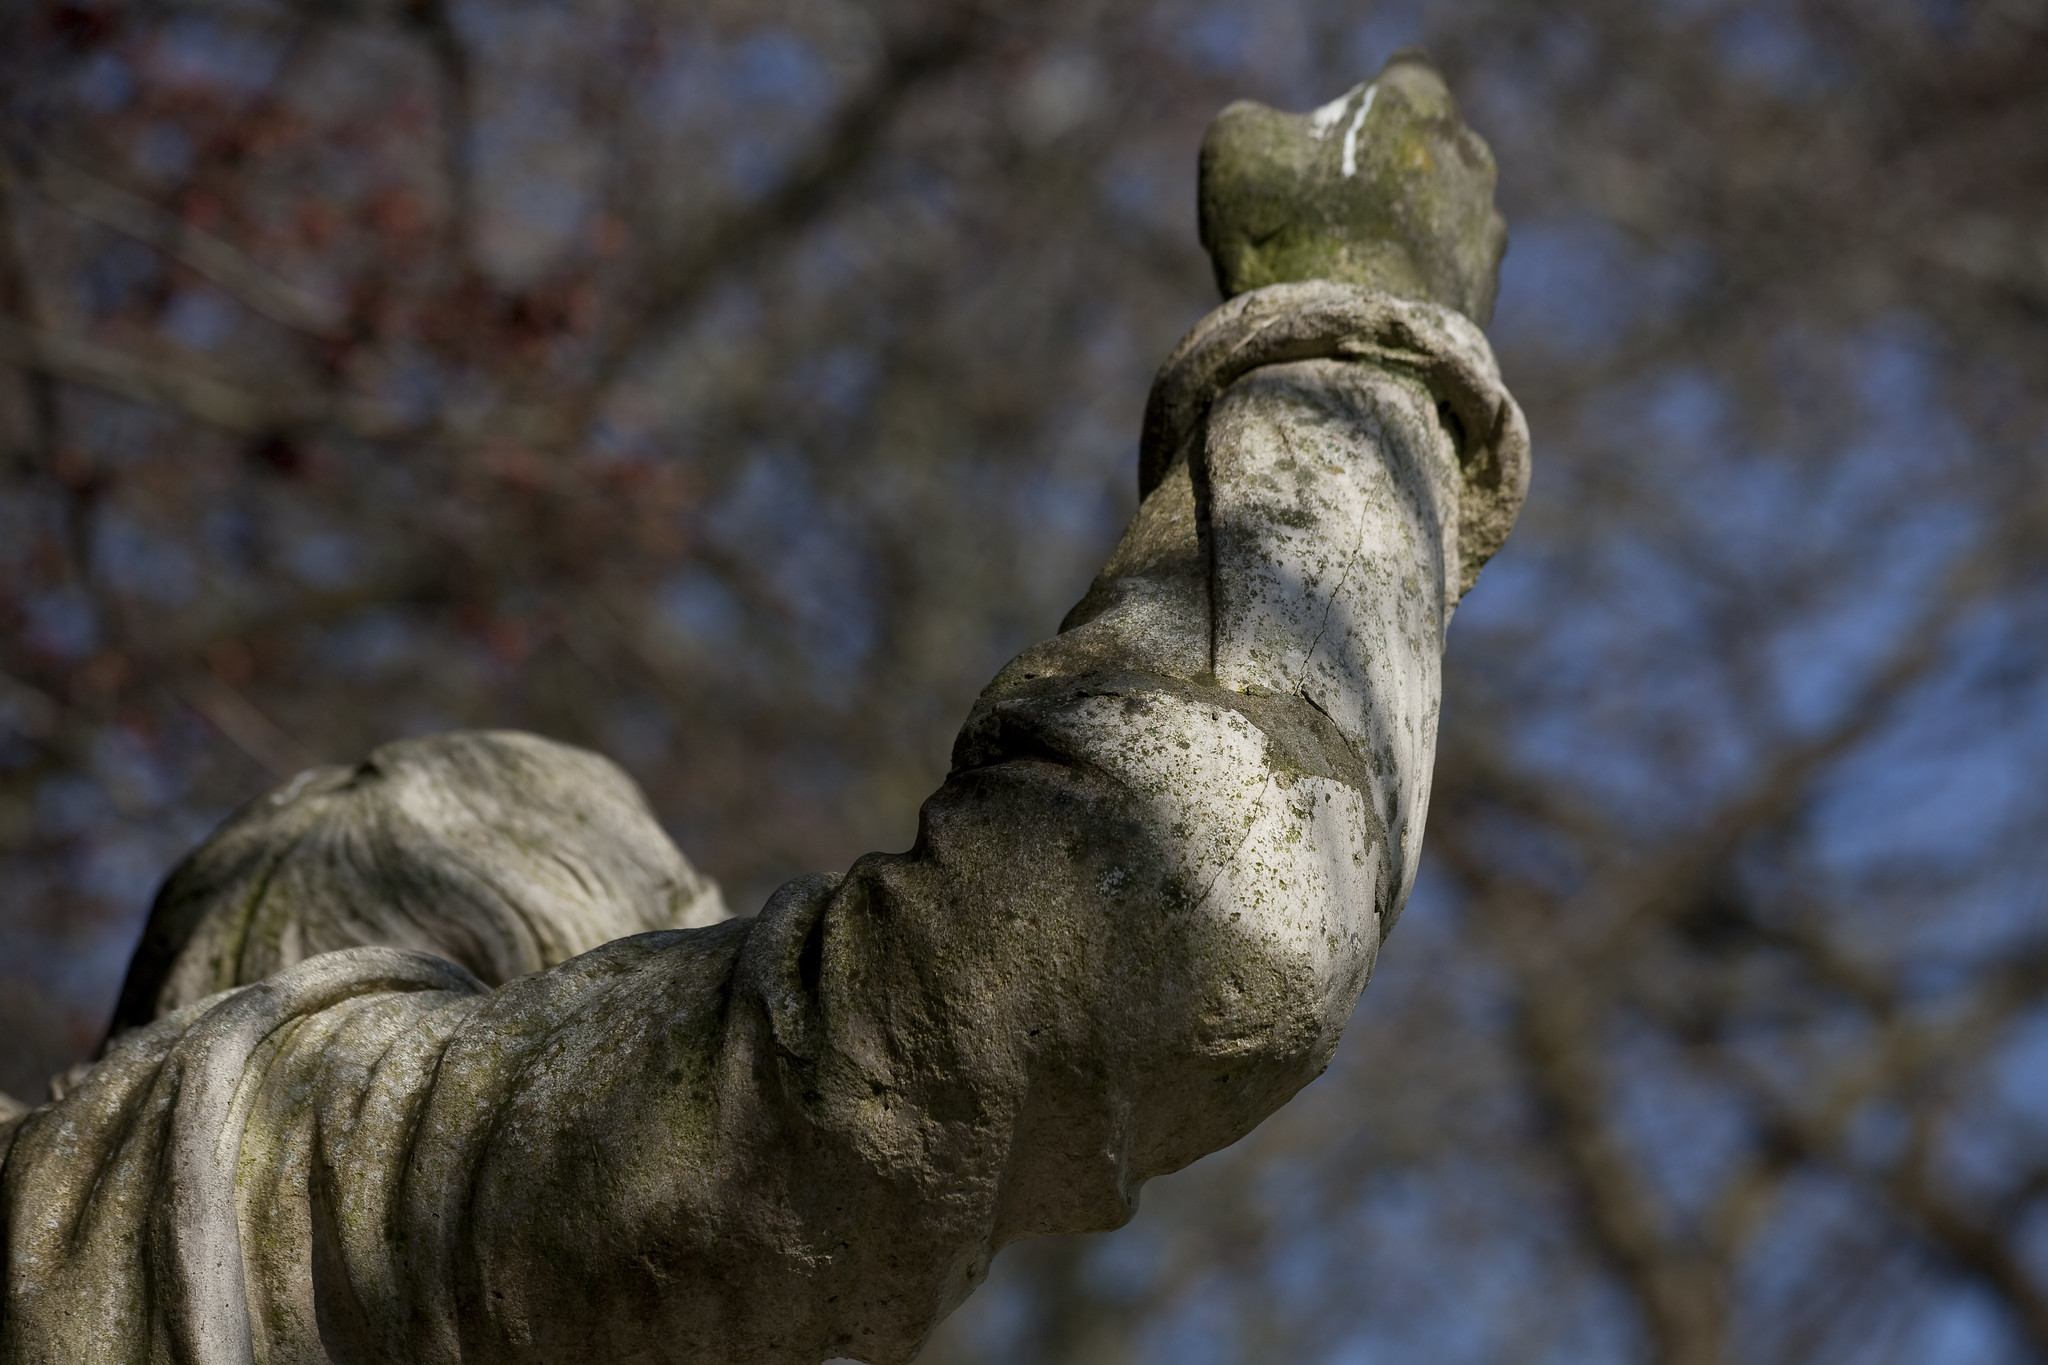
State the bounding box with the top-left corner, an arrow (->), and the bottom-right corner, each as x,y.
1293,475 -> 1373,700
1193,766 -> 1277,912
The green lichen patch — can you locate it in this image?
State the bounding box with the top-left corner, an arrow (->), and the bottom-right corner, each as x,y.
1198,51 -> 1506,324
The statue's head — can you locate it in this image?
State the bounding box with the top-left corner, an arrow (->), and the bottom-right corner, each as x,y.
108,730 -> 729,1036
1198,50 -> 1507,325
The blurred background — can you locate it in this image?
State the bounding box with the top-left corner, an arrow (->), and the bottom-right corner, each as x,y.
3,0 -> 2047,1360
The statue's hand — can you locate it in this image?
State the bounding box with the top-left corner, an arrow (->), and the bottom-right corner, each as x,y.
1198,51 -> 1507,326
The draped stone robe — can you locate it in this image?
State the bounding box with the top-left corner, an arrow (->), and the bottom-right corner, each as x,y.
0,281 -> 1528,1365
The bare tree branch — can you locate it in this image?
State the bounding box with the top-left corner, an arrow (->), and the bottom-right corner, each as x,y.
2,147 -> 345,339
571,7 -> 997,426
1888,1155 -> 2048,1352
0,319 -> 406,439
398,0 -> 477,263
168,670 -> 318,780
1593,546 -> 1991,963
1717,1026 -> 2048,1358
1513,964 -> 1729,1365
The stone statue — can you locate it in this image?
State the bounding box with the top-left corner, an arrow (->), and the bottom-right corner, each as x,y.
0,52 -> 1526,1365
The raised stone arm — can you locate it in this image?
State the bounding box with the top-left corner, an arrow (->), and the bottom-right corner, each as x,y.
0,54 -> 1527,1365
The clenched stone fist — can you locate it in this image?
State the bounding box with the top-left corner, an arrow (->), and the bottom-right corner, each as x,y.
1199,50 -> 1507,325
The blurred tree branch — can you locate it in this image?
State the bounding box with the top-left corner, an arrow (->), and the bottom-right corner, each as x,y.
1516,975 -> 1730,1365
1,145 -> 345,338
398,0 -> 476,263
0,319 -> 395,439
572,4 -> 999,416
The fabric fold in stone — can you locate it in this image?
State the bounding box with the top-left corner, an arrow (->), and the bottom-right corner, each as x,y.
1140,281 -> 1529,595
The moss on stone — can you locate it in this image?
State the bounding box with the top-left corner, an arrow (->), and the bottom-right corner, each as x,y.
1198,50 -> 1507,324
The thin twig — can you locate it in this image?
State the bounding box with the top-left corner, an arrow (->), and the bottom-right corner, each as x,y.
2,146 -> 344,338
571,9 -> 995,428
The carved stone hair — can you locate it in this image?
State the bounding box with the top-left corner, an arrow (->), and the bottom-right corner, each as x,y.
107,730 -> 727,1037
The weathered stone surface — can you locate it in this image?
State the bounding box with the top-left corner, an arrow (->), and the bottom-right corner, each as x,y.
1137,279 -> 1529,596
1199,51 -> 1507,324
107,729 -> 729,1036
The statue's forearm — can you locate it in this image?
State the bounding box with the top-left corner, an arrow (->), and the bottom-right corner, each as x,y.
831,288 -> 1486,1162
